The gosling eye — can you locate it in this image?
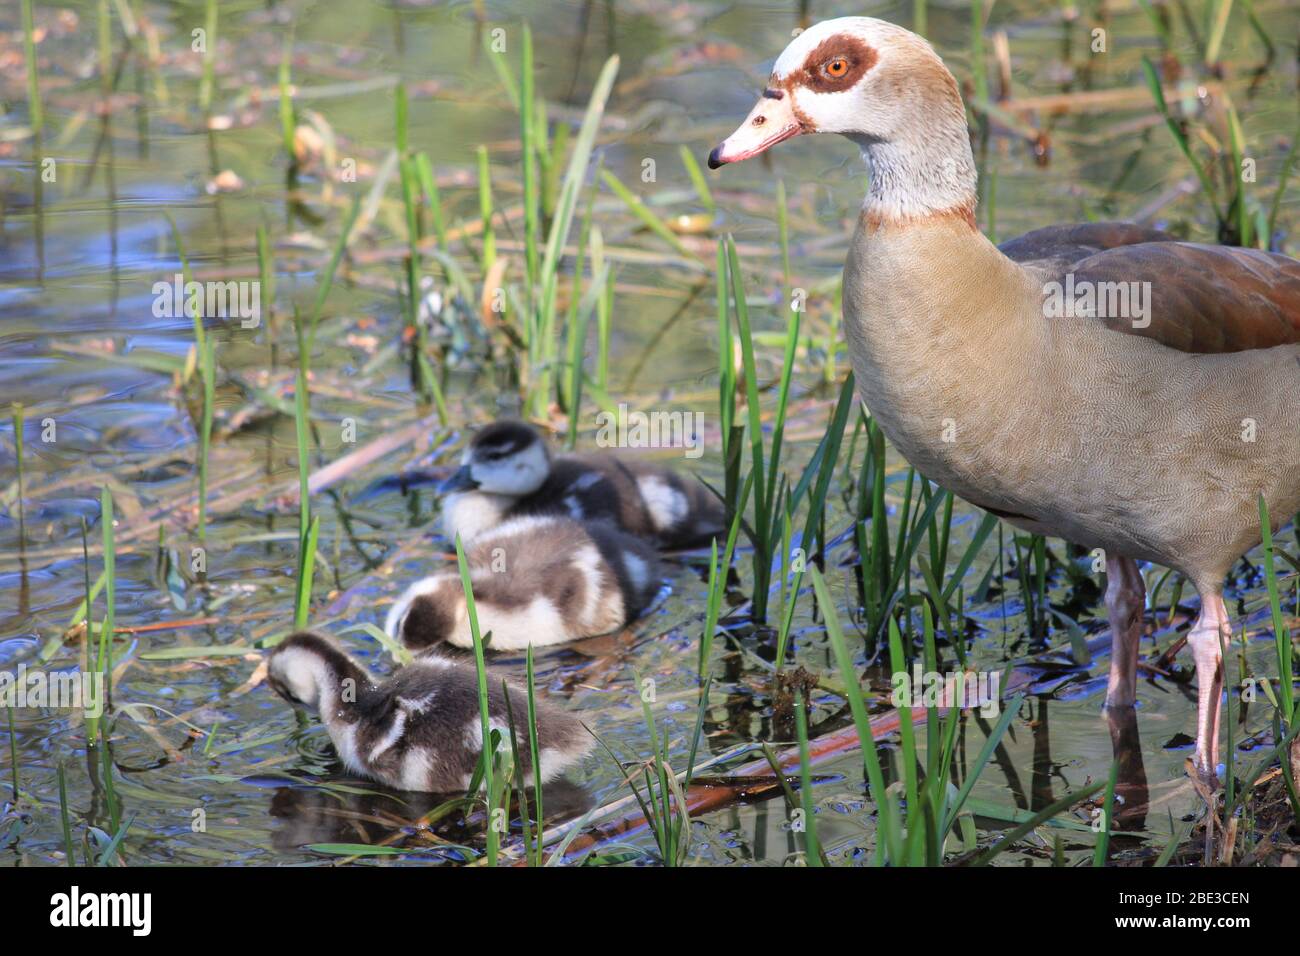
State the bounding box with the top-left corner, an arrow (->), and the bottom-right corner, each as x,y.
823,56 -> 850,78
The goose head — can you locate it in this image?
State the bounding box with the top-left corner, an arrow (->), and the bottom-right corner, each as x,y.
439,420 -> 551,499
384,576 -> 462,652
266,631 -> 358,713
708,17 -> 976,223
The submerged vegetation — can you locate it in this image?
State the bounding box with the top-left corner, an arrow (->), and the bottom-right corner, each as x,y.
1,0 -> 1299,868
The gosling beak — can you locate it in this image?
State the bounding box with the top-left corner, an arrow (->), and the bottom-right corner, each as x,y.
438,465 -> 479,494
707,89 -> 807,168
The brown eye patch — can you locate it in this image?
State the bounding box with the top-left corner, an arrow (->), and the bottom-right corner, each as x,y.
799,34 -> 877,93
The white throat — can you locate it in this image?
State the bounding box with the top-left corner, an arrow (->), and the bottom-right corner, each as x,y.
442,491 -> 511,543
858,131 -> 977,223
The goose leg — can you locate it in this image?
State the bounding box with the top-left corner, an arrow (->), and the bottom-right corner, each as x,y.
1105,704 -> 1149,830
1186,591 -> 1228,782
1103,555 -> 1145,710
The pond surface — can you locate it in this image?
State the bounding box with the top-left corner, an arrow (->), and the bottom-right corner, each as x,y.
1,0 -> 1298,865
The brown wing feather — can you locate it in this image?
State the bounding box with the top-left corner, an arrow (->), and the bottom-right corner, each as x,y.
1001,222 -> 1300,353
998,221 -> 1174,268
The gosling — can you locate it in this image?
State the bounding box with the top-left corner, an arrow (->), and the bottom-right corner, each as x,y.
265,631 -> 591,792
385,514 -> 662,651
440,419 -> 725,549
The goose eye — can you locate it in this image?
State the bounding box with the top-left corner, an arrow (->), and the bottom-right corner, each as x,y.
824,56 -> 849,78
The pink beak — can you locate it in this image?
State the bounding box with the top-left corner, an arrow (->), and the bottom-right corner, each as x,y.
707,89 -> 807,168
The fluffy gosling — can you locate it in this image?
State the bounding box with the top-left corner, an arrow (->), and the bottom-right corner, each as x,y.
265,631 -> 591,792
440,419 -> 725,549
385,514 -> 661,651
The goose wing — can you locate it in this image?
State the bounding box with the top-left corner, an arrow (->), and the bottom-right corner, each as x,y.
1000,222 -> 1300,353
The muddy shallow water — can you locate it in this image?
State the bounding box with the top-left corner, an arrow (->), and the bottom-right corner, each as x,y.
2,0 -> 1299,865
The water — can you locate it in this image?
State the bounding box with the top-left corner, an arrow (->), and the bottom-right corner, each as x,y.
1,0 -> 1298,865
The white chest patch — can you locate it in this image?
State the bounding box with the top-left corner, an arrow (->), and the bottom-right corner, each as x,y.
622,550 -> 650,595
400,748 -> 433,791
442,492 -> 509,542
447,594 -> 568,649
570,543 -> 622,631
636,476 -> 689,532
327,721 -> 364,777
536,743 -> 589,785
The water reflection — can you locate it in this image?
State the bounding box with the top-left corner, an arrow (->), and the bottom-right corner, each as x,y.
266,777 -> 593,857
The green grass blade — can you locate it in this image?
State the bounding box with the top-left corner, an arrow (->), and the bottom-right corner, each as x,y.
198,0 -> 217,113
679,144 -> 715,213
21,0 -> 43,135
940,694 -> 1023,837
304,196 -> 361,358
525,645 -> 543,866
1267,120 -> 1300,241
278,29 -> 296,159
971,781 -> 1106,865
1140,57 -> 1220,210
793,692 -> 823,866
454,533 -> 496,865
599,170 -> 693,257
1258,496 -> 1294,719
815,565 -> 901,864
1093,759 -> 1120,866
293,515 -> 320,630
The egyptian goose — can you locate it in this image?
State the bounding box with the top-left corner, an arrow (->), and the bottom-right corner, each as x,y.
265,631 -> 591,791
385,514 -> 662,650
708,17 -> 1300,783
439,420 -> 726,549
